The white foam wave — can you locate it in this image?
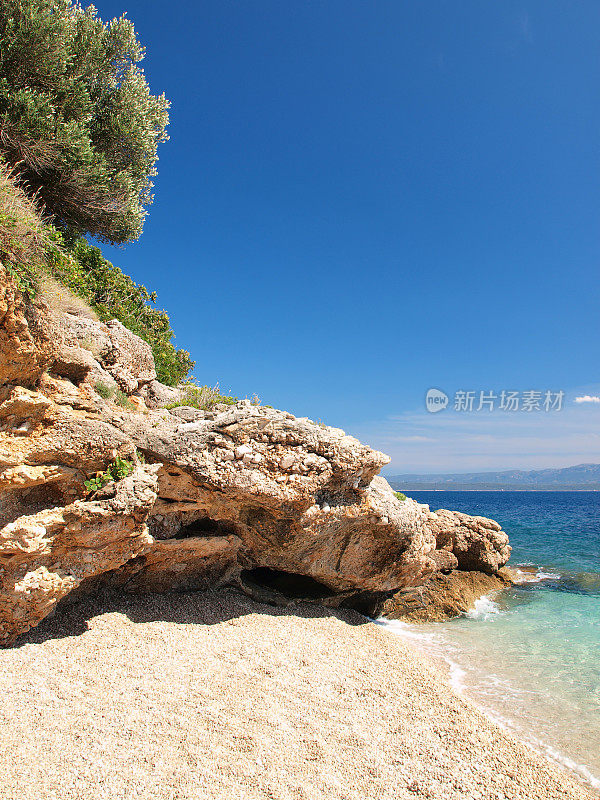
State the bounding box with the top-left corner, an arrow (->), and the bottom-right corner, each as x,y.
466,595 -> 501,619
375,618 -> 468,694
373,617 -> 439,644
462,703 -> 600,790
447,661 -> 467,693
542,745 -> 600,790
511,567 -> 562,584
375,610 -> 600,792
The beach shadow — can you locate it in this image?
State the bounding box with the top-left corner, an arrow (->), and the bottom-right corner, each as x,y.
10,585 -> 370,649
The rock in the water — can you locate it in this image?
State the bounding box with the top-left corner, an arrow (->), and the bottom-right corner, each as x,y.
380,568 -> 514,622
427,509 -> 511,574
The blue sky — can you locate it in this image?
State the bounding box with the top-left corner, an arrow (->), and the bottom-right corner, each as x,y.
99,0 -> 599,472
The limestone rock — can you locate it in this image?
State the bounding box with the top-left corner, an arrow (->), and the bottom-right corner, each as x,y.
0,386 -> 136,477
169,405 -> 205,422
141,379 -> 182,409
427,508 -> 511,574
111,406 -> 440,596
51,345 -> 100,383
54,311 -> 155,394
380,568 -> 514,622
55,312 -> 113,361
0,467 -> 157,644
106,534 -> 242,593
0,266 -> 54,386
104,320 -> 156,392
50,345 -> 119,393
0,265 -> 514,642
428,548 -> 459,573
37,373 -> 103,412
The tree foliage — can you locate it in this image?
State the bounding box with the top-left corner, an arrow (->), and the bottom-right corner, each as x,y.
0,0 -> 169,243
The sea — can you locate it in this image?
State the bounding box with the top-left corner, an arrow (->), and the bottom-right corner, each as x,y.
377,491 -> 600,791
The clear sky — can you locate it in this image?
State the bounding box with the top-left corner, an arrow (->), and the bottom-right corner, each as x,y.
99,0 -> 600,473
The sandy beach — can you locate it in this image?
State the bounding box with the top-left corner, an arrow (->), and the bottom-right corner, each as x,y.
0,589 -> 594,800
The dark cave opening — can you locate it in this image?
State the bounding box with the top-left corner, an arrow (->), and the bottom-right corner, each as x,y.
173,516 -> 238,539
240,567 -> 333,599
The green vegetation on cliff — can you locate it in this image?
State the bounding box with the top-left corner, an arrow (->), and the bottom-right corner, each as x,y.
0,1 -> 193,387
51,233 -> 194,385
0,163 -> 194,385
0,0 -> 169,244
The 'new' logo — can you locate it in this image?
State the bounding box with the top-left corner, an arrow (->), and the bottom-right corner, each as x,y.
425,388 -> 449,413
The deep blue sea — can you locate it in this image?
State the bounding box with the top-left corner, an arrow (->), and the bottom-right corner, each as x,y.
379,491 -> 600,790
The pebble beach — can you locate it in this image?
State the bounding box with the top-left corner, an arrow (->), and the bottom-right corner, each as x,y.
0,589 -> 594,800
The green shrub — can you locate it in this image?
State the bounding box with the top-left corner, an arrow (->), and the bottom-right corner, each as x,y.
84,455 -> 134,493
49,233 -> 194,385
167,380 -> 238,411
0,165 -> 194,386
0,3 -> 193,386
394,491 -> 407,502
113,388 -> 136,410
94,381 -> 114,400
0,162 -> 50,295
94,382 -> 136,410
0,0 -> 169,244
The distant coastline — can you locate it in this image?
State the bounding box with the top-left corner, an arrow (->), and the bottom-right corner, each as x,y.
389,487 -> 600,492
387,463 -> 600,493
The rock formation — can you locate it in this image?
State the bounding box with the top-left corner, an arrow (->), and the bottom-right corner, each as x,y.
0,266 -> 511,645
380,568 -> 514,623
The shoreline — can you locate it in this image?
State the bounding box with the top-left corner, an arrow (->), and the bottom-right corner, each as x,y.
1,589 -> 595,800
377,611 -> 600,794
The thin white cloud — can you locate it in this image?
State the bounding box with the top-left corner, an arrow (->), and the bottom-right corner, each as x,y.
574,395 -> 600,404
349,386 -> 600,473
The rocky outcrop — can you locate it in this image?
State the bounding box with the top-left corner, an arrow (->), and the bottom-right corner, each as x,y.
0,268 -> 512,643
0,467 -> 157,644
0,265 -> 54,387
111,407 -> 440,596
51,313 -> 156,395
140,378 -> 182,409
426,509 -> 511,574
380,568 -> 514,623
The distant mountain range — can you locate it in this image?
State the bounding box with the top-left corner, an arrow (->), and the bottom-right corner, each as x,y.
387,463 -> 600,491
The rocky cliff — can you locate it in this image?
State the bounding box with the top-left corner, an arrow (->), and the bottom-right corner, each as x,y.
0,266 -> 511,644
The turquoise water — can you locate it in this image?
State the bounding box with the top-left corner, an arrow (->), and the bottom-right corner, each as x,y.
381,491 -> 600,790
